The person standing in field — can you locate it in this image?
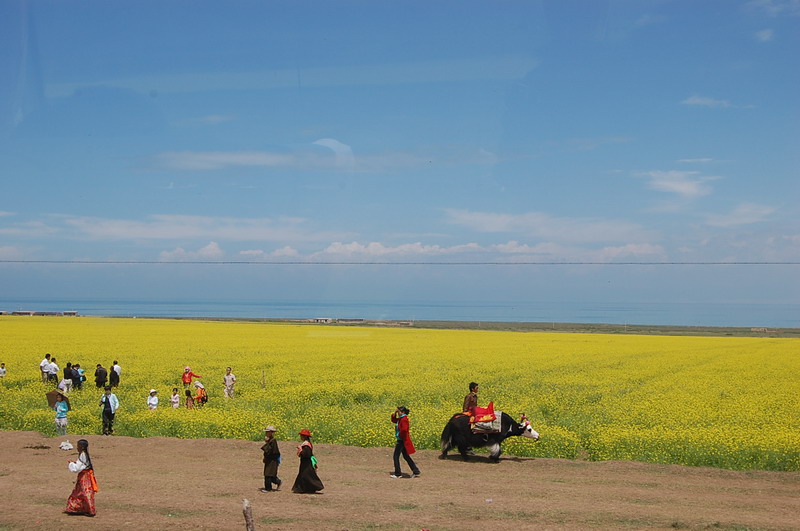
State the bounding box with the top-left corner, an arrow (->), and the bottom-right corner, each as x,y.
60,362 -> 74,394
65,439 -> 98,516
390,406 -> 420,479
291,429 -> 324,494
0,362 -> 6,378
184,389 -> 195,409
40,353 -> 51,383
170,387 -> 181,408
71,363 -> 84,390
181,366 -> 201,389
260,426 -> 282,492
193,381 -> 208,406
94,364 -> 108,388
147,389 -> 158,410
54,391 -> 69,436
223,367 -> 236,398
109,361 -> 121,387
99,386 -> 119,435
46,357 -> 60,386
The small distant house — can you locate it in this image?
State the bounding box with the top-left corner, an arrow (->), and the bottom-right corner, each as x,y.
313,318 -> 334,324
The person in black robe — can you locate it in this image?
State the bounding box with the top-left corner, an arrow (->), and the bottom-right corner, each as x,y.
291,429 -> 324,494
94,364 -> 108,388
260,426 -> 282,492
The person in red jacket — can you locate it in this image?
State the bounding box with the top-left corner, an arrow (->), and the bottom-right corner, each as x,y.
390,406 -> 420,479
181,366 -> 201,389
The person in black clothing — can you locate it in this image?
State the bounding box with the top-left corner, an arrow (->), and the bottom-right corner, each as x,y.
94,364 -> 108,388
71,364 -> 83,390
109,361 -> 120,387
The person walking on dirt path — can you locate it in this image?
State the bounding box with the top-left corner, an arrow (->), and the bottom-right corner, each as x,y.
390,406 -> 420,479
65,439 -> 98,516
260,426 -> 282,492
291,429 -> 324,494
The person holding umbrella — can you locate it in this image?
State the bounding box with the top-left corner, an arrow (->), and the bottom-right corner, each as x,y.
46,390 -> 70,437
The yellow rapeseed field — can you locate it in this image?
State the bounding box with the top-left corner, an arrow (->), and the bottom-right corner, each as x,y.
0,316 -> 797,470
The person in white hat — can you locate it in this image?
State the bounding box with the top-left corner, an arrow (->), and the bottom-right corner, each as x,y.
147,389 -> 158,410
260,426 -> 282,492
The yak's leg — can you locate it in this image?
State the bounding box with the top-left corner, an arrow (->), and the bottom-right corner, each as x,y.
453,434 -> 470,461
489,443 -> 502,461
440,438 -> 451,459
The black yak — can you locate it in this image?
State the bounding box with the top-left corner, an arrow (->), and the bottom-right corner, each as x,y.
440,412 -> 539,461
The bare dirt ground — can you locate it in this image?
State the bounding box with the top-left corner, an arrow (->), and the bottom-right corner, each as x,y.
1,431 -> 797,531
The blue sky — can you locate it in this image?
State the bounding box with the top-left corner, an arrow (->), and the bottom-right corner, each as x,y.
1,0 -> 798,307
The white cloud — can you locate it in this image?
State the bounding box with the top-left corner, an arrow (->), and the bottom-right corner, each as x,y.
0,220 -> 61,237
443,209 -> 652,243
677,158 -> 713,163
60,214 -> 352,243
155,144 -> 504,174
705,203 -> 776,227
46,54 -> 538,99
0,211 -> 15,217
156,151 -> 297,170
755,28 -> 775,41
160,242 -> 225,262
681,95 -> 732,108
312,138 -> 355,170
314,241 -> 482,258
681,95 -> 754,109
593,243 -> 666,262
239,246 -> 300,259
748,0 -> 800,16
196,114 -> 236,124
642,170 -> 718,199
307,239 -> 667,264
0,246 -> 25,259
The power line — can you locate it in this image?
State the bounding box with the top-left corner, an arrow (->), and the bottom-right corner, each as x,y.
1,260 -> 798,266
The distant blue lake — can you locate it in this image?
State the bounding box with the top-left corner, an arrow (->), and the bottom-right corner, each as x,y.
1,297 -> 797,328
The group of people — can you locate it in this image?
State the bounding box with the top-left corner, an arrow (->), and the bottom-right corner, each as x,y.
58,367 -> 489,517
48,363 -> 239,438
259,426 -> 324,494
39,353 -> 122,392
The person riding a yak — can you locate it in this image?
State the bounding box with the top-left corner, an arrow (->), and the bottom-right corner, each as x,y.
462,382 -> 479,414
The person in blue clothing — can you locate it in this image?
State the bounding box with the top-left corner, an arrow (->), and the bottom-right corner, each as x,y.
54,391 -> 69,436
99,386 -> 120,435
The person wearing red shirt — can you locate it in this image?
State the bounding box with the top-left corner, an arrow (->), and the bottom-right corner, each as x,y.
181,366 -> 201,388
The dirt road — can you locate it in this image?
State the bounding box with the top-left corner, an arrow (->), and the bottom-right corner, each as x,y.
1,431 -> 797,530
